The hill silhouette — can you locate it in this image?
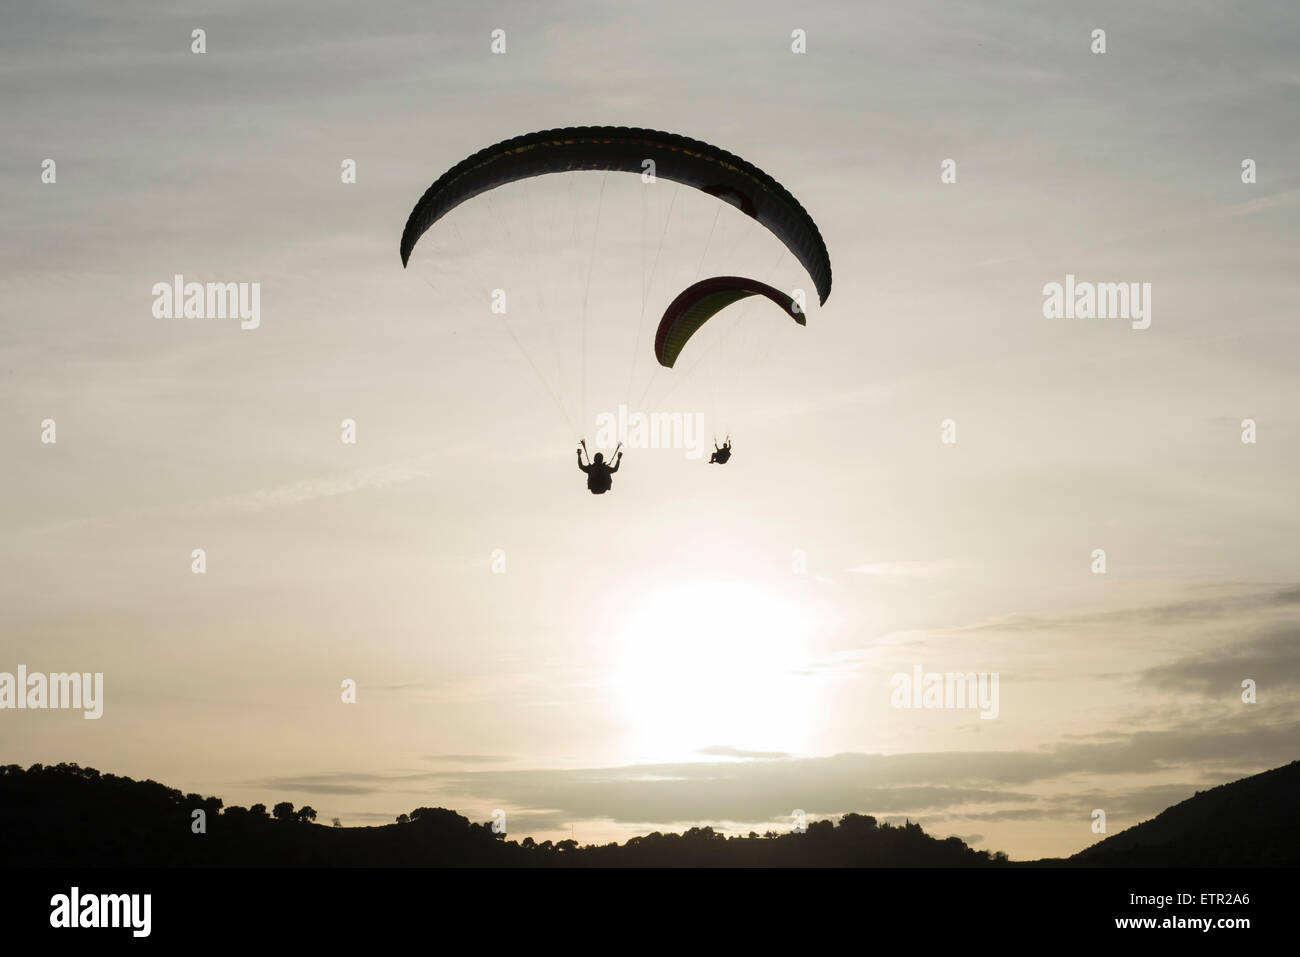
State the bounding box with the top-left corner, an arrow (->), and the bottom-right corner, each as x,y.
2,763 -> 1004,867
7,760 -> 1297,867
1066,759 -> 1300,867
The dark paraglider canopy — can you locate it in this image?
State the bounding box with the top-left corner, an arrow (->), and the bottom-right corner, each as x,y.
654,276 -> 804,369
399,126 -> 832,305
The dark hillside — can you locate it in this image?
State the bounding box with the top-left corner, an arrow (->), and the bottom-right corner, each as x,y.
1069,759 -> 1300,866
1,763 -> 1001,867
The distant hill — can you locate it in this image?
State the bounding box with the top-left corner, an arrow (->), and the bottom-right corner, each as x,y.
8,760 -> 1296,867
0,763 -> 1004,867
1067,759 -> 1300,866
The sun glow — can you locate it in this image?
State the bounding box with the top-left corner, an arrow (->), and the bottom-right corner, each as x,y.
607,580 -> 820,760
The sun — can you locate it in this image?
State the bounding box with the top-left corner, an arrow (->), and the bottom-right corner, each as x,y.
606,580 -> 819,761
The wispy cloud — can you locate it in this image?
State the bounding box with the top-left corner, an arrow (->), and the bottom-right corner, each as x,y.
696,746 -> 791,760
210,457 -> 438,513
974,189 -> 1300,268
845,560 -> 965,579
24,453 -> 450,537
425,754 -> 512,765
963,584 -> 1300,634
1141,626 -> 1300,692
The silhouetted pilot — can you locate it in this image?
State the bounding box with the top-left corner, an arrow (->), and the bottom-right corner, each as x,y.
709,438 -> 732,465
577,446 -> 621,494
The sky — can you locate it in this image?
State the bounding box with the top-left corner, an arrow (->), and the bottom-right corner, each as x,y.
2,0 -> 1298,860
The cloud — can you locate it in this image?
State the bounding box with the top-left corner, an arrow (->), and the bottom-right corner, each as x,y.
245,715 -> 1300,857
417,719 -> 1300,828
1140,626 -> 1300,692
210,457 -> 438,513
425,754 -> 511,765
976,189 -> 1300,268
965,584 -> 1300,634
496,809 -> 575,834
845,560 -> 965,579
251,771 -> 396,796
23,452 -> 451,538
954,807 -> 1053,823
696,746 -> 791,760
